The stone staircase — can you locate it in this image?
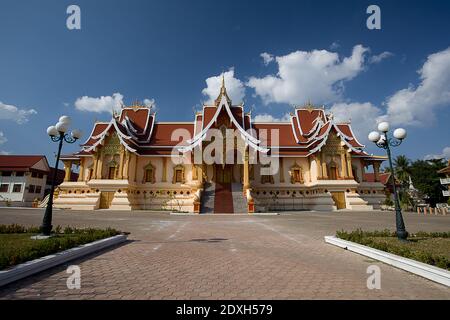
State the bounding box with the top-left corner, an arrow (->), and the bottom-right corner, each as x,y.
200,182 -> 215,214
231,183 -> 248,213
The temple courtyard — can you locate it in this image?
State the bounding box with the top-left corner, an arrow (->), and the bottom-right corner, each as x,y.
0,208 -> 449,300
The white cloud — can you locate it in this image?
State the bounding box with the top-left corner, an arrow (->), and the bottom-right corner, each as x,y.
202,68 -> 245,104
0,131 -> 7,145
330,42 -> 340,50
260,52 -> 274,65
0,101 -> 37,124
253,113 -> 291,122
0,131 -> 8,155
75,93 -> 124,113
424,146 -> 450,160
380,47 -> 450,126
329,102 -> 382,142
369,51 -> 393,64
247,45 -> 369,105
143,98 -> 156,109
0,151 -> 10,155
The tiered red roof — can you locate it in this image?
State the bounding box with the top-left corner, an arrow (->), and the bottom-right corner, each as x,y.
72,86 -> 375,160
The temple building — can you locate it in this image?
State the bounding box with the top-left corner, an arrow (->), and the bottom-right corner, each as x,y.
56,79 -> 386,213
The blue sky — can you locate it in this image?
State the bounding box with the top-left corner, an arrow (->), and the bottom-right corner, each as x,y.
0,0 -> 449,168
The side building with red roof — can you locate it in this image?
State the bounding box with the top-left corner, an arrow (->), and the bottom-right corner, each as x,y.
0,155 -> 50,206
56,79 -> 386,213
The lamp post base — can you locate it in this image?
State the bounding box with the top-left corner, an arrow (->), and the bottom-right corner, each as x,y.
396,230 -> 408,241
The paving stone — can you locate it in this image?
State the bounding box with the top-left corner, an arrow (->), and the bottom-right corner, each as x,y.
0,209 -> 449,299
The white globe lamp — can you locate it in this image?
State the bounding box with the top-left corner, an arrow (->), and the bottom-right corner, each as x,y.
46,126 -> 58,137
393,128 -> 407,140
377,121 -> 390,133
368,131 -> 381,142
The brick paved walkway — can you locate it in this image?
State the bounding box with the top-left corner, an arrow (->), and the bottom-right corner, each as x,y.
0,209 -> 449,299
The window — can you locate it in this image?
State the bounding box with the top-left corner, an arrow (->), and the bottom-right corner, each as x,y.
12,184 -> 22,193
0,184 -> 8,192
31,172 -> 38,178
35,186 -> 42,194
145,169 -> 154,183
38,173 -> 44,179
172,165 -> 185,184
1,171 -> 12,177
143,162 -> 156,183
28,185 -> 35,193
15,172 -> 25,177
289,162 -> 304,184
175,170 -> 183,183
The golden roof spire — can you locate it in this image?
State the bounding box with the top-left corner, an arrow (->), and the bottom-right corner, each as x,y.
214,72 -> 232,106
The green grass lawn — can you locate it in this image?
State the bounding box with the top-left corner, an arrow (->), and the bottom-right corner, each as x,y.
336,229 -> 450,270
0,225 -> 121,270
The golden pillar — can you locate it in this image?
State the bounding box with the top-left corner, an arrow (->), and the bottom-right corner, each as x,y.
346,152 -> 354,179
77,159 -> 85,182
192,164 -> 198,180
118,149 -> 125,179
97,153 -> 104,179
132,153 -> 138,182
63,160 -> 72,182
243,148 -> 250,190
123,151 -> 130,179
340,151 -> 347,178
316,154 -> 323,180
92,154 -> 98,179
321,152 -> 328,179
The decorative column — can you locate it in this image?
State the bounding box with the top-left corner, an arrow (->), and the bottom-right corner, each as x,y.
192,164 -> 198,180
92,154 -> 98,179
123,151 -> 130,179
162,157 -> 167,182
97,152 -> 104,179
78,159 -> 85,182
340,151 -> 348,178
118,149 -> 125,179
63,160 -> 72,182
243,148 -> 250,190
373,161 -> 380,182
346,152 -> 354,179
279,157 -> 285,183
132,154 -> 138,182
321,152 -> 328,179
316,154 -> 323,180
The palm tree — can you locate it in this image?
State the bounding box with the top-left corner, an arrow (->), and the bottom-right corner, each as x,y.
394,155 -> 411,185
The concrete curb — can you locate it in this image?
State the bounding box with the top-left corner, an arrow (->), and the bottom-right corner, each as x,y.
324,236 -> 450,287
0,234 -> 127,287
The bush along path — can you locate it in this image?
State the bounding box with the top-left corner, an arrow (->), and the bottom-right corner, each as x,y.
0,224 -> 122,270
336,229 -> 450,270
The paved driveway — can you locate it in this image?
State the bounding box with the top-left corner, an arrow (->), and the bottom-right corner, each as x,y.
0,208 -> 449,299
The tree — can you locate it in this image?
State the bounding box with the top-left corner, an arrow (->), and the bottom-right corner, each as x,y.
409,158 -> 446,207
393,155 -> 411,186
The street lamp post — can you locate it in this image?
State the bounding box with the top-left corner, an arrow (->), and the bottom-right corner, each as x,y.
368,122 -> 408,240
42,116 -> 82,236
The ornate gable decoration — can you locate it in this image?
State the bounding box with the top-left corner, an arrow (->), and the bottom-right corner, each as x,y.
103,132 -> 121,155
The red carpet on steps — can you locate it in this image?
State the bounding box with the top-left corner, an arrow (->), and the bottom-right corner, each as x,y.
213,183 -> 234,214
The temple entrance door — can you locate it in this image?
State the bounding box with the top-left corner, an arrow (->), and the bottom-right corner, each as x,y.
331,192 -> 346,209
99,191 -> 114,209
216,165 -> 232,183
